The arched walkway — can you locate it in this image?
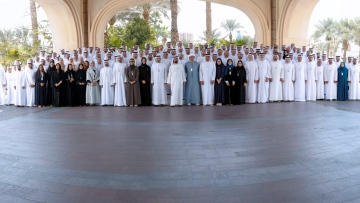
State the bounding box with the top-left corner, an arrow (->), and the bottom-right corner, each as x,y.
89,0 -> 271,47
35,0 -> 83,51
33,0 -> 322,51
279,0 -> 319,46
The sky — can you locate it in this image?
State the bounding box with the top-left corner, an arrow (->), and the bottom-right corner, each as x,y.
0,0 -> 359,43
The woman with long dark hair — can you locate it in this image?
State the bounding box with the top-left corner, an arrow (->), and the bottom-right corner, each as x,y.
76,63 -> 87,106
234,60 -> 247,105
84,61 -> 90,71
214,58 -> 225,106
34,64 -> 47,107
46,59 -> 56,106
138,57 -> 151,106
51,63 -> 64,107
64,64 -> 76,106
224,59 -> 236,105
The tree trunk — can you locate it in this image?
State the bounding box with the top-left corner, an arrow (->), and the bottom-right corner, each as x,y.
326,42 -> 330,57
30,0 -> 38,46
104,25 -> 109,47
109,16 -> 116,26
229,32 -> 232,42
342,41 -> 348,61
170,0 -> 179,47
142,4 -> 151,23
205,2 -> 212,43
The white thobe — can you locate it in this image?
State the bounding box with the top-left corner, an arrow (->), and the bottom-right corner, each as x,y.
133,58 -> 142,67
305,61 -> 317,101
316,65 -> 325,100
112,62 -> 127,106
167,64 -> 186,106
265,54 -> 272,62
282,63 -> 295,101
25,68 -> 36,107
245,60 -> 259,103
83,57 -> 92,64
322,61 -> 328,67
73,61 -> 81,71
199,61 -> 216,105
196,56 -> 205,64
257,60 -> 270,103
324,64 -> 337,100
14,70 -> 27,106
221,57 -> 230,65
95,63 -> 103,72
146,59 -> 154,67
161,58 -> 172,94
0,68 -> 5,105
269,61 -> 284,101
151,63 -> 167,105
5,72 -> 15,105
230,55 -> 237,64
348,64 -> 360,100
99,67 -> 114,105
335,61 -> 341,68
346,62 -> 352,69
294,62 -> 307,101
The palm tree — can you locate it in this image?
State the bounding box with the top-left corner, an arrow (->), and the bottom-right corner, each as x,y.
220,19 -> 243,42
312,18 -> 337,56
351,17 -> 360,58
335,18 -> 353,60
112,0 -> 170,25
14,26 -> 31,47
29,0 -> 38,46
200,28 -> 222,43
206,2 -> 212,42
170,0 -> 179,47
154,25 -> 170,44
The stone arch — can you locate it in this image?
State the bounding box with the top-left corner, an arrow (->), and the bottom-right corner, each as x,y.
35,0 -> 83,51
90,0 -> 270,47
279,0 -> 319,46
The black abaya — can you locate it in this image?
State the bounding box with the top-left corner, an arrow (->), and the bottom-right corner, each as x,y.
46,66 -> 55,106
76,69 -> 87,106
35,71 -> 48,106
138,64 -> 152,106
51,70 -> 64,107
233,66 -> 247,104
64,70 -> 77,106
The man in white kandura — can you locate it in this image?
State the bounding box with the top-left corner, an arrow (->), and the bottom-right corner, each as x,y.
0,64 -> 6,105
316,59 -> 325,100
167,56 -> 186,107
151,55 -> 167,106
199,54 -> 216,106
282,56 -> 295,101
99,60 -> 115,106
112,56 -> 127,107
5,67 -> 15,105
245,53 -> 259,103
269,53 -> 284,102
25,60 -> 36,107
257,53 -> 271,103
294,54 -> 307,102
324,58 -> 337,100
348,58 -> 360,100
305,55 -> 317,101
13,64 -> 26,107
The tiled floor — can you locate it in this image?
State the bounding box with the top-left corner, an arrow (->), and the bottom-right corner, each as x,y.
1,101 -> 360,203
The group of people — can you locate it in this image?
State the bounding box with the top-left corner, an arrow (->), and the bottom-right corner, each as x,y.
0,41 -> 358,108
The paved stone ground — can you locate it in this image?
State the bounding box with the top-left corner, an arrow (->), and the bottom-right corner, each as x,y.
1,101 -> 360,203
